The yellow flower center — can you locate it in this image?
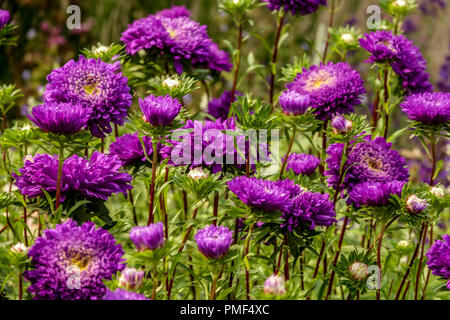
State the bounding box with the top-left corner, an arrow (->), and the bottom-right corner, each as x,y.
84,84 -> 97,95
304,71 -> 335,91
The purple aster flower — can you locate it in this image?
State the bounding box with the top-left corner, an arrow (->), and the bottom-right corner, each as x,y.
161,117 -> 260,173
109,133 -> 153,165
0,9 -> 10,29
284,153 -> 320,176
28,102 -> 91,134
103,288 -> 149,300
24,219 -> 125,300
206,43 -> 233,73
273,179 -> 303,199
405,194 -> 428,214
420,0 -> 447,14
438,54 -> 450,91
263,0 -> 327,16
195,224 -> 233,259
278,90 -> 311,115
118,267 -> 145,290
14,152 -> 133,201
400,92 -> 450,124
207,90 -> 241,120
426,234 -> 450,281
348,180 -> 405,207
325,136 -> 409,192
156,5 -> 191,19
130,222 -> 165,251
227,176 -> 292,212
281,191 -> 336,231
139,94 -> 181,126
285,62 -> 365,120
359,30 -> 433,94
43,56 -> 132,138
330,114 -> 352,134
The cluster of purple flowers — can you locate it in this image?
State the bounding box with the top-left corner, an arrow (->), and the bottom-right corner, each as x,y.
0,9 -> 10,29
283,62 -> 366,120
14,151 -> 133,201
326,136 -> 409,207
228,176 -> 336,230
263,0 -> 327,16
120,6 -> 231,74
208,91 -> 242,121
359,30 -> 433,94
109,133 -> 154,166
24,219 -> 125,300
284,153 -> 320,176
43,55 -> 132,138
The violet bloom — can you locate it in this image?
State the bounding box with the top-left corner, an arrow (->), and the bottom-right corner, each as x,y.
228,176 -> 292,212
195,225 -> 233,259
44,56 -> 132,138
278,90 -> 311,115
281,191 -> 336,231
103,289 -> 149,300
109,133 -> 153,165
325,136 -> 409,192
118,267 -> 145,290
139,94 -> 181,126
206,43 -> 233,73
348,181 -> 405,207
426,234 -> 450,282
14,152 -> 133,201
207,90 -> 241,120
28,102 -> 91,134
264,274 -> 286,295
24,219 -> 125,300
263,0 -> 327,15
400,92 -> 450,124
130,222 -> 165,251
284,153 -> 320,176
359,30 -> 433,94
438,54 -> 450,91
273,179 -> 303,199
285,62 -> 365,120
155,5 -> 191,18
0,9 -> 10,29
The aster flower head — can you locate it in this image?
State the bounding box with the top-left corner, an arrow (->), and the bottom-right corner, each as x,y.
109,133 -> 153,165
263,0 -> 327,15
139,94 -> 181,126
206,43 -> 233,73
264,274 -> 286,295
28,102 -> 91,134
284,153 -> 320,176
279,90 -> 311,115
349,262 -> 369,281
156,5 -> 191,18
103,289 -> 149,300
24,219 -> 125,300
348,180 -> 405,207
281,190 -> 336,231
405,194 -> 428,214
273,179 -> 303,199
326,136 -> 409,191
44,56 -> 132,138
130,222 -> 165,251
195,225 -> 233,259
14,152 -> 133,201
228,176 -> 292,212
286,62 -> 365,120
426,234 -> 450,280
208,90 -> 241,120
0,9 -> 10,29
359,30 -> 400,63
331,114 -> 353,134
400,92 -> 450,124
118,268 -> 145,290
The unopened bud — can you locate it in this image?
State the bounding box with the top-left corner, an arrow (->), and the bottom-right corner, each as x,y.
264,274 -> 286,296
118,267 -> 145,290
11,242 -> 27,253
188,167 -> 209,180
331,114 -> 352,134
430,187 -> 444,198
349,262 -> 369,280
163,78 -> 180,88
406,194 -> 427,214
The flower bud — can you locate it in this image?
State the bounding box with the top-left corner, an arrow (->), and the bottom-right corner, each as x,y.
11,242 -> 27,253
188,167 -> 209,180
279,90 -> 310,115
430,187 -> 444,198
341,33 -> 354,43
331,114 -> 352,134
129,222 -> 165,251
118,267 -> 145,290
348,262 -> 369,280
397,240 -> 409,249
264,274 -> 286,296
406,194 -> 427,214
163,78 -> 180,88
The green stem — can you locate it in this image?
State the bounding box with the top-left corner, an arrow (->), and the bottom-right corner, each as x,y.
269,11 -> 287,107
279,128 -> 296,179
148,141 -> 158,225
230,20 -> 243,104
244,222 -> 255,300
55,142 -> 64,211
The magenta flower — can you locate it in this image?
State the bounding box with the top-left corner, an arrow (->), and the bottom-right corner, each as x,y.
139,94 -> 182,126
263,0 -> 327,15
400,92 -> 450,124
195,225 -> 233,259
284,153 -> 320,176
129,222 -> 165,251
